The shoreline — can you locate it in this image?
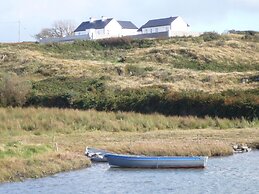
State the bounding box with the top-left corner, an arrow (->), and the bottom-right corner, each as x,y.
0,133 -> 258,183
0,108 -> 258,183
1,149 -> 258,184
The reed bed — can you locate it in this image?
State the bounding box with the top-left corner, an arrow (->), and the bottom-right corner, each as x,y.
0,108 -> 258,134
0,107 -> 258,182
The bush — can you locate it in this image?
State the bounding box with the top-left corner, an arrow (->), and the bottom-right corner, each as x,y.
124,65 -> 146,76
98,37 -> 132,49
201,32 -> 221,42
0,74 -> 31,107
131,39 -> 154,48
27,77 -> 259,119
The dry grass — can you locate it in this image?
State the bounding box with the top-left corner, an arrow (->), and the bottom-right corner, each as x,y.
107,66 -> 258,93
0,107 -> 258,132
0,35 -> 258,93
0,107 -> 258,182
0,152 -> 90,182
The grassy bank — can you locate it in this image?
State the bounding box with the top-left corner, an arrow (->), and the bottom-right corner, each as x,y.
0,34 -> 258,118
0,108 -> 259,182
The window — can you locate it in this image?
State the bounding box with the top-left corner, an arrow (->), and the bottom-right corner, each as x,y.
150,29 -> 153,33
155,28 -> 158,33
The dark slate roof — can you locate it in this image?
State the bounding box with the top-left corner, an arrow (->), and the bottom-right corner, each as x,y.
75,19 -> 138,32
74,18 -> 113,32
138,16 -> 178,31
117,21 -> 138,29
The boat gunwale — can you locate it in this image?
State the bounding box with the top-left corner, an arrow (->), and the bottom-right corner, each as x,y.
105,154 -> 208,161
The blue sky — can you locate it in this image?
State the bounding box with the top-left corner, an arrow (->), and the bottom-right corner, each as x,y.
0,0 -> 259,42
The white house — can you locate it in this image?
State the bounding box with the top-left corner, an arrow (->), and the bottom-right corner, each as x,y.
138,16 -> 191,37
74,17 -> 138,40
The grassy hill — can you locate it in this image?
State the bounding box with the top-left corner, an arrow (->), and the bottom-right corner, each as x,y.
0,33 -> 259,182
0,33 -> 258,118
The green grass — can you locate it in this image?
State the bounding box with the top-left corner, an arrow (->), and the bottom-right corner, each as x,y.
0,142 -> 52,159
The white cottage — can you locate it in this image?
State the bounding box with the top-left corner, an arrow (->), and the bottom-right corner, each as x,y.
138,16 -> 190,36
74,17 -> 138,40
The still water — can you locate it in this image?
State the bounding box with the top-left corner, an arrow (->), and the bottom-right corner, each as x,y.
0,151 -> 258,194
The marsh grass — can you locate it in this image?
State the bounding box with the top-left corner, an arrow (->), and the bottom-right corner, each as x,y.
0,152 -> 90,182
0,108 -> 258,182
0,108 -> 258,133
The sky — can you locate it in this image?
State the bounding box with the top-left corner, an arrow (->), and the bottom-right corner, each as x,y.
0,0 -> 259,42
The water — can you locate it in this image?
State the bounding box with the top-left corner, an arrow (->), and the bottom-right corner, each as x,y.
0,151 -> 259,194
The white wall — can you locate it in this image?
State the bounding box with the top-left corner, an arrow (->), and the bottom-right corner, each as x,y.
121,29 -> 138,36
141,16 -> 189,35
104,19 -> 122,37
169,31 -> 202,37
171,17 -> 189,32
141,25 -> 171,34
95,29 -> 105,36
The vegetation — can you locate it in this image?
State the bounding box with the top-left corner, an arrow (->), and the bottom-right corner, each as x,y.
0,34 -> 258,182
0,34 -> 258,118
0,107 -> 258,182
0,73 -> 31,107
22,76 -> 258,119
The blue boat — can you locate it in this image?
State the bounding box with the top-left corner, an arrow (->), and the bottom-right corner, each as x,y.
105,154 -> 208,168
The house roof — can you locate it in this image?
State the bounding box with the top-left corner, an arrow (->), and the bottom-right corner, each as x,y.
117,21 -> 138,29
138,16 -> 178,31
74,18 -> 138,32
74,18 -> 113,32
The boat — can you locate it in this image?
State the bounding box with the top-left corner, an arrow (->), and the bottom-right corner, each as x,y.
233,144 -> 252,153
105,154 -> 208,168
85,147 -> 110,162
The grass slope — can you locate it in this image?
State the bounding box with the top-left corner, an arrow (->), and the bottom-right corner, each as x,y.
0,34 -> 258,93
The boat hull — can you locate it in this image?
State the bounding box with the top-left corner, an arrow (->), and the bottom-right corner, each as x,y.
85,147 -> 109,162
105,154 -> 208,168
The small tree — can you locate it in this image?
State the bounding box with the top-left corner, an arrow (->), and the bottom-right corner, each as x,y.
34,28 -> 55,40
35,20 -> 75,40
0,74 -> 31,107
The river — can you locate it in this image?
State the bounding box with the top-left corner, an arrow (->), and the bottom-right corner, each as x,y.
0,151 -> 258,194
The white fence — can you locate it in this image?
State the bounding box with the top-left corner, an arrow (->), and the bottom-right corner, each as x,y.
169,31 -> 202,37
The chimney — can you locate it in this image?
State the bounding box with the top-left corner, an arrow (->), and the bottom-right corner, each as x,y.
101,16 -> 108,21
89,17 -> 96,23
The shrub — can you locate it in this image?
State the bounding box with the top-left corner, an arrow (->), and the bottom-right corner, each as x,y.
131,39 -> 154,48
201,32 -> 221,42
0,74 -> 31,107
242,33 -> 259,42
98,37 -> 132,49
124,65 -> 146,76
